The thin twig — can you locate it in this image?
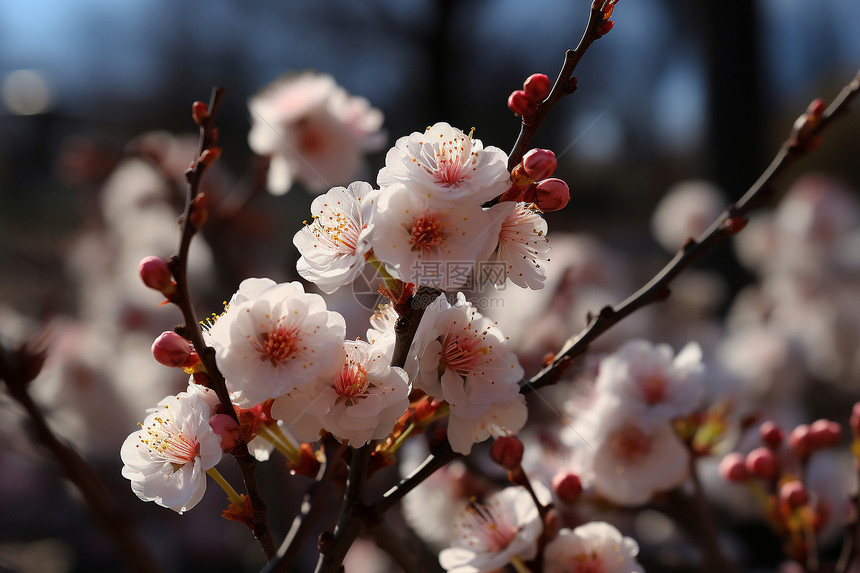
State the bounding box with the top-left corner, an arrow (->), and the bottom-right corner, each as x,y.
169,87 -> 275,559
367,516 -> 445,573
507,0 -> 615,171
0,342 -> 162,573
836,475 -> 860,573
523,69 -> 860,393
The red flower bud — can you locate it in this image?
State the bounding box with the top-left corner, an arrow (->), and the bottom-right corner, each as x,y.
745,447 -> 778,480
809,419 -> 842,449
789,424 -> 812,458
552,471 -> 583,503
151,331 -> 193,368
508,90 -> 534,116
190,193 -> 208,229
522,149 -> 557,181
209,413 -> 242,452
719,452 -> 749,482
779,480 -> 809,508
139,256 -> 172,291
534,178 -> 570,212
759,421 -> 784,450
523,74 -> 551,102
491,435 -> 524,470
192,101 -> 209,125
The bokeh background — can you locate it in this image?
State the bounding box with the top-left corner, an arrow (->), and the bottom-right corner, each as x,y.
1,1 -> 859,572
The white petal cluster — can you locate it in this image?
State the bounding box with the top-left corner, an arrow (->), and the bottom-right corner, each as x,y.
248,72 -> 385,195
439,487 -> 541,573
483,201 -> 551,290
544,522 -> 645,573
272,338 -> 409,446
413,293 -> 526,454
120,390 -> 222,514
205,278 -> 346,408
561,339 -> 705,506
293,182 -> 379,293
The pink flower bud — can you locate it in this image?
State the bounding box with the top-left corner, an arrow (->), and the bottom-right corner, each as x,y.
523,73 -> 551,101
745,447 -> 778,480
719,452 -> 749,482
552,471 -> 582,503
151,331 -> 192,368
522,148 -> 557,181
534,178 -> 570,212
209,413 -> 241,452
507,90 -> 534,116
779,480 -> 809,508
491,436 -> 524,470
139,256 -> 172,291
809,419 -> 842,449
760,421 -> 784,450
789,424 -> 812,458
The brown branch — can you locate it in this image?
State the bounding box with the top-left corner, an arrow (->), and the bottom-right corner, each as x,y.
836,472 -> 860,573
261,439 -> 347,573
0,341 -> 162,573
507,0 -> 615,171
523,68 -> 860,393
169,87 -> 275,560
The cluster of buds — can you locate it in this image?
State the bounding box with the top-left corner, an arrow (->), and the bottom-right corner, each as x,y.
719,418 -> 844,562
499,148 -> 570,212
507,73 -> 551,118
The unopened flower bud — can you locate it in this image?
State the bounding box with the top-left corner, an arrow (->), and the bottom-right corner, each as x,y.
522,148 -> 557,181
491,435 -> 524,470
508,90 -> 534,116
139,256 -> 172,291
809,419 -> 842,449
597,20 -> 615,36
190,193 -> 208,229
719,452 -> 749,482
746,447 -> 778,480
151,331 -> 193,368
760,421 -> 784,450
192,101 -> 209,125
789,424 -> 812,458
779,480 -> 809,508
209,413 -> 242,452
534,178 -> 570,212
552,471 -> 582,503
523,73 -> 551,101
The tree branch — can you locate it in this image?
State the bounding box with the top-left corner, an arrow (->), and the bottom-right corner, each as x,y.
523,68 -> 860,393
169,87 -> 275,559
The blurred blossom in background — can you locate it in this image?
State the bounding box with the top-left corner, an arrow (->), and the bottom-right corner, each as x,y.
0,0 -> 859,572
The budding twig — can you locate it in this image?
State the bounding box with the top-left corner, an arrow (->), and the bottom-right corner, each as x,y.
523,68 -> 860,393
170,87 -> 276,560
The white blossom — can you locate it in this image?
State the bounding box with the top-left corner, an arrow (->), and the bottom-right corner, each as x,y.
595,339 -> 705,423
248,72 -> 385,194
293,182 -> 379,293
483,201 -> 550,290
205,278 -> 346,407
378,122 -> 510,204
120,391 -> 222,513
439,487 -> 541,573
369,184 -> 502,289
544,522 -> 645,573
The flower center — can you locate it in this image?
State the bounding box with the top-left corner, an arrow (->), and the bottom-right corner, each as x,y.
441,331 -> 488,376
570,552 -> 608,573
299,123 -> 327,155
311,210 -> 361,257
459,500 -> 519,553
609,425 -> 651,464
333,360 -> 370,407
254,322 -> 301,365
140,414 -> 200,470
638,372 -> 668,405
408,211 -> 446,253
